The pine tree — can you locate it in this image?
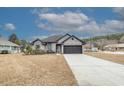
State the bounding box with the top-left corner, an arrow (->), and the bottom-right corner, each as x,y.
8,33 -> 21,45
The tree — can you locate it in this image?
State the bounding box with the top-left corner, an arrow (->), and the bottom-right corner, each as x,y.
20,40 -> 29,52
8,33 -> 21,45
25,45 -> 33,54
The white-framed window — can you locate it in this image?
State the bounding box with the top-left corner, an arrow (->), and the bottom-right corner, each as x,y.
11,46 -> 17,50
0,45 -> 10,50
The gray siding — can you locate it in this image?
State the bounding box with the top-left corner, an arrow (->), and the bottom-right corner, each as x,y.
57,35 -> 70,44
32,40 -> 45,50
45,43 -> 56,52
32,34 -> 83,53
63,37 -> 82,45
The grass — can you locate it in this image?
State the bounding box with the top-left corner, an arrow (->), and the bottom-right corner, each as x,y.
85,52 -> 124,65
0,54 -> 77,86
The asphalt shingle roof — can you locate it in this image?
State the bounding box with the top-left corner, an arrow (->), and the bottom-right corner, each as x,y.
0,37 -> 19,47
42,35 -> 64,42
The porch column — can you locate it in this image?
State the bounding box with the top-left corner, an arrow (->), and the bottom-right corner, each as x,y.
82,45 -> 84,54
61,45 -> 64,53
17,47 -> 21,53
9,46 -> 11,50
9,46 -> 12,53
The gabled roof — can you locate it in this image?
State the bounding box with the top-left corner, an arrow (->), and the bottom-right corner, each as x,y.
42,34 -> 71,43
31,38 -> 43,45
61,35 -> 86,45
0,37 -> 19,47
72,35 -> 86,45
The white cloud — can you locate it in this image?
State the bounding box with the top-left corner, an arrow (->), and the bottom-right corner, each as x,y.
95,20 -> 124,36
102,20 -> 124,29
39,12 -> 89,23
38,12 -> 92,32
33,9 -> 124,37
31,8 -> 52,15
3,23 -> 16,31
113,7 -> 124,19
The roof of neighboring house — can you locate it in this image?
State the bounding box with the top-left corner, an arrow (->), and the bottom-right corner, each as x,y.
42,34 -> 65,43
0,37 -> 19,47
96,39 -> 118,45
83,43 -> 92,48
104,43 -> 124,48
120,36 -> 124,43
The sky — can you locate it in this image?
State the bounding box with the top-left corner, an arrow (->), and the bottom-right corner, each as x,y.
0,7 -> 124,41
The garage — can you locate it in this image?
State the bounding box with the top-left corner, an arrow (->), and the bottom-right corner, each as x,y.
64,45 -> 82,54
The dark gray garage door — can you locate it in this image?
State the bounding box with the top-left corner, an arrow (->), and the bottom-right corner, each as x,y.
64,45 -> 82,54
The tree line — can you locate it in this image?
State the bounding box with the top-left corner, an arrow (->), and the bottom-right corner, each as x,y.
82,33 -> 124,42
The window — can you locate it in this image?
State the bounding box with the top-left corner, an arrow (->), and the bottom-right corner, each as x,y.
0,45 -> 11,50
11,46 -> 17,50
72,37 -> 74,40
0,45 -> 3,48
35,45 -> 40,50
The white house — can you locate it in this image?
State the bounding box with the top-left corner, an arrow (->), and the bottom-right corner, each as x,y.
31,34 -> 85,54
0,37 -> 20,54
104,43 -> 124,51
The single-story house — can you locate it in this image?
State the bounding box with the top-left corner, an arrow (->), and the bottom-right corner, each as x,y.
31,34 -> 85,54
83,42 -> 98,52
104,43 -> 124,51
119,35 -> 124,43
0,37 -> 20,53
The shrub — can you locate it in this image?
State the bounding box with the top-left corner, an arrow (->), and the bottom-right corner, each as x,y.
33,49 -> 46,55
24,45 -> 46,55
24,45 -> 33,55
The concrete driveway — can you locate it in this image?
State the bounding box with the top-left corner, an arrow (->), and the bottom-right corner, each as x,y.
64,54 -> 124,86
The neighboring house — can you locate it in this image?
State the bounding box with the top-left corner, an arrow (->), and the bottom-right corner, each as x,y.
83,39 -> 118,51
83,42 -> 98,52
104,43 -> 124,51
119,35 -> 124,43
95,39 -> 118,50
31,34 -> 85,54
0,37 -> 20,53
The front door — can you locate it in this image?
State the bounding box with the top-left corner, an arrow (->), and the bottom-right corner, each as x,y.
56,45 -> 61,53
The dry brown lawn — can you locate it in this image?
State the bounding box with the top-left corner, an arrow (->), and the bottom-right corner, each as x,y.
85,52 -> 124,65
0,54 -> 77,86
